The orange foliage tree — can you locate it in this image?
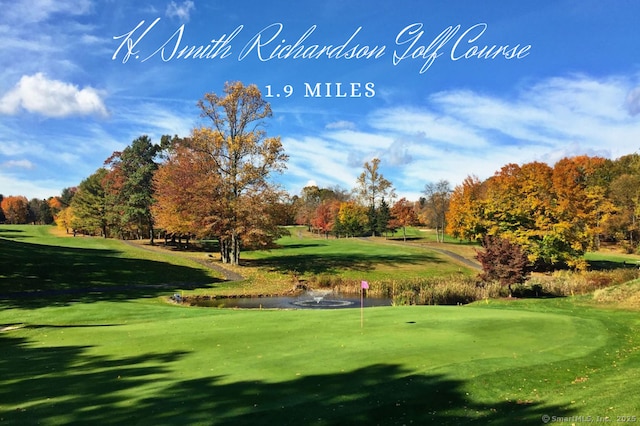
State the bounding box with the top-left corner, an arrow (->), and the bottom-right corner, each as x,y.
446,175 -> 487,242
1,195 -> 29,224
311,199 -> 341,238
390,197 -> 418,241
153,82 -> 288,264
447,156 -> 613,270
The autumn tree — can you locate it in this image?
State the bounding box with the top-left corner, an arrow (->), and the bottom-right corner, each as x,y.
311,199 -> 341,238
550,156 -> 610,268
607,173 -> 640,250
423,180 -> 451,242
1,196 -> 29,224
56,205 -> 76,234
303,186 -> 350,237
391,197 -> 418,241
271,193 -> 297,226
336,201 -> 367,237
51,187 -> 76,232
154,82 -> 288,264
353,158 -> 395,236
480,162 -> 558,267
447,157 -> 616,270
476,235 -> 531,296
295,185 -> 346,232
152,136 -> 214,240
446,175 -> 487,241
48,196 -> 64,219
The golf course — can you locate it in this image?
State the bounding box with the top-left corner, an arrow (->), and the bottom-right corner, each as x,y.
1,225 -> 639,425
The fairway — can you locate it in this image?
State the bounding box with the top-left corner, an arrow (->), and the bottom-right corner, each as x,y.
1,226 -> 639,425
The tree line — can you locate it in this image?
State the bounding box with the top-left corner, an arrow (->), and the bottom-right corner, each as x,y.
446,155 -> 640,270
4,81 -> 640,272
0,194 -> 64,225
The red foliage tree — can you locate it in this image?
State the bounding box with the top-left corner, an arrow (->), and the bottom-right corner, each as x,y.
476,235 -> 531,296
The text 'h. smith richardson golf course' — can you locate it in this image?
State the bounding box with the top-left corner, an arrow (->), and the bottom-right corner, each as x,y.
112,19 -> 531,74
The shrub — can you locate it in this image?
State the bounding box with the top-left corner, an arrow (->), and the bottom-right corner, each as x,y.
476,236 -> 531,295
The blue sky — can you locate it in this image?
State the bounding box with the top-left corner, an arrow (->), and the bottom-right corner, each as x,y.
1,0 -> 640,201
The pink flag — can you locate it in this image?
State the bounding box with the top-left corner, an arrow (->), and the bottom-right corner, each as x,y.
361,280 -> 369,289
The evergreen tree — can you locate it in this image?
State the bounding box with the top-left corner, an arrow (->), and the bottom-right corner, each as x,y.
105,135 -> 163,242
376,198 -> 391,237
71,169 -> 111,237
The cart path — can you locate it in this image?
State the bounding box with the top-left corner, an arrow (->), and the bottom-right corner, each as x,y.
425,246 -> 482,270
358,237 -> 482,271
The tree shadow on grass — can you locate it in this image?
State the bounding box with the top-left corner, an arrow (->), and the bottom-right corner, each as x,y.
0,237 -> 221,309
588,259 -> 639,271
0,331 -> 574,425
0,331 -> 190,424
0,228 -> 28,238
245,252 -> 446,276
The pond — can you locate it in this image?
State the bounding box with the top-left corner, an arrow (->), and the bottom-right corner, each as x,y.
179,291 -> 393,309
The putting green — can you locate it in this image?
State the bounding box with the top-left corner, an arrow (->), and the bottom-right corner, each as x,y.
1,301 -> 616,424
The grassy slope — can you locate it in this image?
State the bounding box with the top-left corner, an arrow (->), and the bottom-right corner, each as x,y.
0,225 -> 224,307
1,226 -> 639,424
242,229 -> 477,281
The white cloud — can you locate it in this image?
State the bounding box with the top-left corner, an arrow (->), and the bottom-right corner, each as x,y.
627,87 -> 640,116
166,1 -> 195,22
282,135 -> 358,190
116,101 -> 196,140
2,0 -> 93,24
429,74 -> 640,161
0,173 -> 63,199
0,139 -> 30,157
0,73 -> 108,118
369,107 -> 489,148
385,139 -> 413,166
325,120 -> 356,130
0,160 -> 34,169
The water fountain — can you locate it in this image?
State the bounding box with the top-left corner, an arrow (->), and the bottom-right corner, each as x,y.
291,290 -> 355,308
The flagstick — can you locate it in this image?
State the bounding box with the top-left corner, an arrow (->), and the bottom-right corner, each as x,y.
360,288 -> 364,328
360,281 -> 368,329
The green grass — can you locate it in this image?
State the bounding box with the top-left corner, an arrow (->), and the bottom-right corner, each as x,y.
242,229 -> 476,281
1,225 -> 639,424
384,226 -> 469,243
585,250 -> 640,269
0,225 -> 224,308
